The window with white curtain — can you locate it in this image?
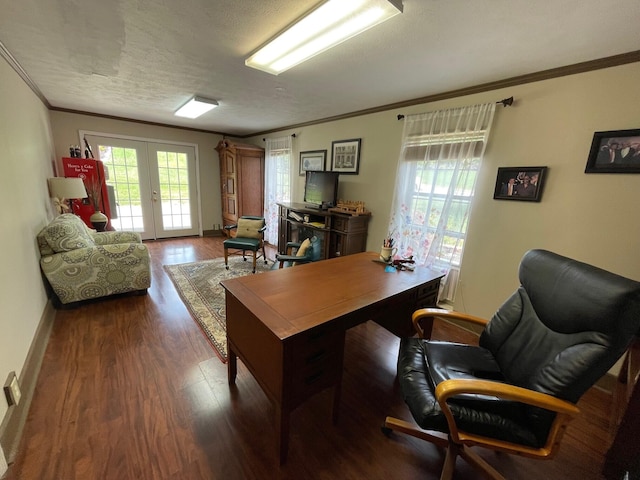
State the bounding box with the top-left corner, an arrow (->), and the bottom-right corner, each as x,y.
388,103 -> 496,300
264,136 -> 292,245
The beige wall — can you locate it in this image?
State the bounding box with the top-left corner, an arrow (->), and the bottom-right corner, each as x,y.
0,59 -> 57,424
254,62 -> 640,318
49,111 -> 227,233
2,54 -> 639,437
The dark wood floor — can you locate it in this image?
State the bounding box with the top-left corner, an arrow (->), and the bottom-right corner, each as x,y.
6,237 -> 614,479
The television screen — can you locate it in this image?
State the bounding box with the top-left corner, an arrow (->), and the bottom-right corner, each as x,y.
303,171 -> 339,209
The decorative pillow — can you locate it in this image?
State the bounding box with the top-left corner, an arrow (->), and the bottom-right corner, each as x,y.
236,218 -> 264,239
296,238 -> 312,258
292,238 -> 312,266
41,214 -> 96,253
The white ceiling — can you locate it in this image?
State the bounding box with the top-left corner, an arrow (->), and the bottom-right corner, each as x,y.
1,0 -> 639,137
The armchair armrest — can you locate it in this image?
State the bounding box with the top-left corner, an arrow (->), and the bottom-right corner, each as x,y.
92,231 -> 142,245
412,308 -> 489,339
285,241 -> 302,255
276,254 -> 313,264
436,378 -> 579,456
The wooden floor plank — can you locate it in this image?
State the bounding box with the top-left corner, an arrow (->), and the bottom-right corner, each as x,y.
5,237 -> 613,479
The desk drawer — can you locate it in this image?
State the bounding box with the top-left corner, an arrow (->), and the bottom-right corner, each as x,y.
417,280 -> 440,303
289,327 -> 344,403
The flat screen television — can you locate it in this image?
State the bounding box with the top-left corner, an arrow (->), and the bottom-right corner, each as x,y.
303,171 -> 339,209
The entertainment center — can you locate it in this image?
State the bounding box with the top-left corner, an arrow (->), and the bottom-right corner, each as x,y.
277,202 -> 370,260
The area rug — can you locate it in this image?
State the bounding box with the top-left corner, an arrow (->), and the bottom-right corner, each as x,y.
164,256 -> 272,362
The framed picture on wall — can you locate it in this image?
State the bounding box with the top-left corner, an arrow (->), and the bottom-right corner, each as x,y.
330,138 -> 361,174
299,150 -> 327,175
493,166 -> 547,202
585,128 -> 640,173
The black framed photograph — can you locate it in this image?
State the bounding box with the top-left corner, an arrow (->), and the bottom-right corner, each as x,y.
493,167 -> 547,202
585,129 -> 640,173
299,150 -> 327,175
330,138 -> 361,174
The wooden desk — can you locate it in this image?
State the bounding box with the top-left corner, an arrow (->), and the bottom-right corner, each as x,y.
221,252 -> 443,464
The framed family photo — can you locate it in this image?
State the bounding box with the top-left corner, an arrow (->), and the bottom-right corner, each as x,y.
330,138 -> 361,174
493,166 -> 547,202
585,128 -> 640,173
299,150 -> 327,175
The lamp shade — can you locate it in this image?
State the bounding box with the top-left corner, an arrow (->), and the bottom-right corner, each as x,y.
48,177 -> 88,199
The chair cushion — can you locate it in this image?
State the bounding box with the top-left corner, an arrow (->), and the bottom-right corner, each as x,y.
235,218 -> 263,239
398,337 -> 544,448
39,214 -> 96,253
224,238 -> 261,250
292,238 -> 312,266
296,238 -> 312,257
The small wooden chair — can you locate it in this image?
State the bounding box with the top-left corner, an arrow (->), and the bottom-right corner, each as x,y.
275,235 -> 323,268
223,216 -> 267,273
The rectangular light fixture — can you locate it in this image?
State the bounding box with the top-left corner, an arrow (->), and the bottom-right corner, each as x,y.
245,0 -> 403,75
174,96 -> 219,118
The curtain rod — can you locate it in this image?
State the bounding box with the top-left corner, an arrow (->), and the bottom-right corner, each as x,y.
263,133 -> 296,141
396,96 -> 514,120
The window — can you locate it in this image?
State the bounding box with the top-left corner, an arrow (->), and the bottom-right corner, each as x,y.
388,103 -> 496,299
264,136 -> 292,245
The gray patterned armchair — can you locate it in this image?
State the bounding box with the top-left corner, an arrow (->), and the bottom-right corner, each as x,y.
37,214 -> 151,306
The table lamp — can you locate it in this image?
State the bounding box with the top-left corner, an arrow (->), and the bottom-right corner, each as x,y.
48,177 -> 88,215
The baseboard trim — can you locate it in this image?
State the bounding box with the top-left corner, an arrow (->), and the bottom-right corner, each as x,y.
203,229 -> 223,237
0,300 -> 56,464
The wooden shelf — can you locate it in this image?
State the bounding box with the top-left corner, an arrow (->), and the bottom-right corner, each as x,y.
277,202 -> 370,260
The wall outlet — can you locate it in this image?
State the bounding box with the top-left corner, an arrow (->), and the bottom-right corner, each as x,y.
3,371 -> 20,407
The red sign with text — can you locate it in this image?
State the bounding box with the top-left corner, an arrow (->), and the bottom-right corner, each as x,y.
62,157 -> 112,230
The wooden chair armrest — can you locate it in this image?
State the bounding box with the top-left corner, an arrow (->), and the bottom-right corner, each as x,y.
435,378 -> 580,455
436,379 -> 579,415
285,241 -> 301,255
412,308 -> 489,339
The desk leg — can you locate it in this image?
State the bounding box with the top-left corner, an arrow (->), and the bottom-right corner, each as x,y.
276,406 -> 290,465
228,346 -> 237,385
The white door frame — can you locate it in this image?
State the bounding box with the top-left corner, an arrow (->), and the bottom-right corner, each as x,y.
79,130 -> 203,237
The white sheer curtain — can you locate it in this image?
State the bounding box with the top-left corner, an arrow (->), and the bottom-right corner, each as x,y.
388,102 -> 496,279
264,136 -> 292,245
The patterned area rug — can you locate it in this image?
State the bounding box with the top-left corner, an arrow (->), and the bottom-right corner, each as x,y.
164,256 -> 272,362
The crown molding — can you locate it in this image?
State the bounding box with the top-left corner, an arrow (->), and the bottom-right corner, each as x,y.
248,50 -> 640,138
0,39 -> 50,108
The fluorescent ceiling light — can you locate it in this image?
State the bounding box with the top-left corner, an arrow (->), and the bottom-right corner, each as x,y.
175,96 -> 219,118
246,0 -> 403,75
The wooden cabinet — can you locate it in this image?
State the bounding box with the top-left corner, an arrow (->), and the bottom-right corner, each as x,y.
603,338 -> 640,479
216,140 -> 264,235
277,202 -> 370,259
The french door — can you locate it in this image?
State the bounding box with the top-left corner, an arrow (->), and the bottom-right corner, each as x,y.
84,134 -> 199,240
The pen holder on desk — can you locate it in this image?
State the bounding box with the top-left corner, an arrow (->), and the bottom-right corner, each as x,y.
380,246 -> 397,263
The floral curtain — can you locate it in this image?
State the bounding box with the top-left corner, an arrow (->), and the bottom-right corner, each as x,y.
264,136 -> 292,245
387,102 -> 496,281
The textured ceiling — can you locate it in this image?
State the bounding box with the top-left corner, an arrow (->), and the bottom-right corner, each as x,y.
1,0 -> 639,136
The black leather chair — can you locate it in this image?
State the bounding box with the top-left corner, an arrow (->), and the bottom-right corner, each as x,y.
223,216 -> 267,273
383,249 -> 640,480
